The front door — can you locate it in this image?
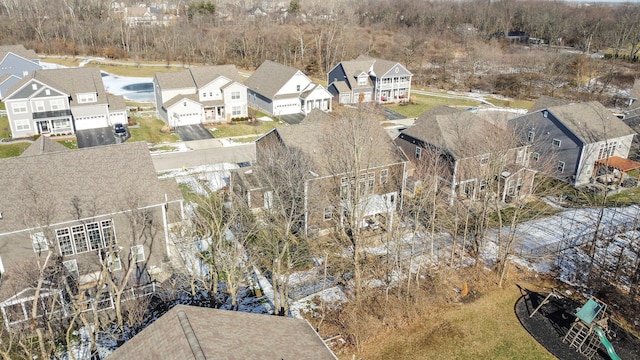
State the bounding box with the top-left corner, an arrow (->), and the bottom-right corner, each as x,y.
39,121 -> 49,133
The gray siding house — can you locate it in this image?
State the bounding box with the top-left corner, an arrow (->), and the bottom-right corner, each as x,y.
245,60 -> 332,116
153,65 -> 248,126
0,45 -> 42,99
510,100 -> 636,186
3,67 -> 127,138
327,55 -> 412,105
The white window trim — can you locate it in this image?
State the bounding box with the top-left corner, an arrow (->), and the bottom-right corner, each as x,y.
11,102 -> 27,114
15,119 -> 30,131
558,161 -> 565,173
131,245 -> 145,263
31,232 -> 49,252
63,259 -> 79,277
552,138 -> 561,147
415,147 -> 422,160
323,206 -> 333,221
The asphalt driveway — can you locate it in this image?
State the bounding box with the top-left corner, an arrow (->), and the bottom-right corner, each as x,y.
383,107 -> 407,120
76,126 -> 130,148
175,124 -> 214,141
280,113 -> 306,125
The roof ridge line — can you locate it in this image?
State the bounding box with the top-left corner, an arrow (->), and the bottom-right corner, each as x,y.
177,309 -> 207,360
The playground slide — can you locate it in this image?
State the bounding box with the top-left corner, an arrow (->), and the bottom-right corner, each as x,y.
594,326 -> 622,360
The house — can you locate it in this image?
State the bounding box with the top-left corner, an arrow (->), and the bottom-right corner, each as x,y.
0,45 -> 42,99
245,60 -> 332,116
123,6 -> 176,27
395,106 -> 536,205
153,65 -> 248,127
232,109 -> 407,237
327,55 -> 412,105
510,100 -> 636,186
108,304 -> 338,359
0,140 -> 184,327
3,67 -> 127,138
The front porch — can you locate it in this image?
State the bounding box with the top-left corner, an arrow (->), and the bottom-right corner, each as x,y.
36,117 -> 73,135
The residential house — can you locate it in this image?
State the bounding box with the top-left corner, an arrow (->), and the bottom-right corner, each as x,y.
327,55 -> 412,105
108,304 -> 338,359
0,45 -> 42,99
396,106 -> 535,205
245,60 -> 332,117
123,6 -> 177,27
232,109 -> 408,237
3,67 -> 127,138
153,65 -> 248,127
0,140 -> 184,327
510,100 -> 636,186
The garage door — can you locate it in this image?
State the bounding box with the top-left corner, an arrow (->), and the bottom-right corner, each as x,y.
75,115 -> 109,130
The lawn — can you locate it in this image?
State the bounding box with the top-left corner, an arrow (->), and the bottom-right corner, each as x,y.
128,113 -> 180,144
39,56 -> 83,68
209,120 -> 283,138
0,142 -> 30,158
355,284 -> 555,360
387,94 -> 482,118
0,115 -> 10,139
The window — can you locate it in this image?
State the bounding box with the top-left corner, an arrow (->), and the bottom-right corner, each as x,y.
63,260 -> 79,277
264,191 -> 273,209
209,92 -> 213,97
232,106 -> 242,116
480,156 -> 489,166
56,228 -> 74,256
368,172 -> 375,189
15,119 -> 30,131
380,169 -> 389,184
415,147 -> 422,160
527,131 -> 535,142
35,101 -> 45,112
102,220 -> 115,246
552,138 -> 561,147
77,93 -> 96,103
31,84 -> 37,90
31,232 -> 48,252
517,178 -> 523,192
507,180 -> 516,196
323,206 -> 333,221
516,149 -> 524,163
71,225 -> 89,253
532,152 -> 540,162
557,161 -> 565,173
296,85 -> 301,92
11,102 -> 27,114
231,91 -> 240,100
357,75 -> 367,85
479,179 -> 488,191
598,142 -> 617,160
52,119 -> 69,128
50,99 -> 64,110
131,245 -> 145,263
87,223 -> 102,251
108,254 -> 122,271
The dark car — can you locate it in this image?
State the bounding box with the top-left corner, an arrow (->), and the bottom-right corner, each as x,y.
114,123 -> 126,136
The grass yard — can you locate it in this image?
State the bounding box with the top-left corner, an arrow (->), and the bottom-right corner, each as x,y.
128,113 -> 180,144
0,101 -> 5,110
57,139 -> 77,149
0,115 -> 11,139
210,120 -> 282,138
388,94 -> 482,118
355,284 -> 554,360
39,56 -> 83,68
0,142 -> 30,158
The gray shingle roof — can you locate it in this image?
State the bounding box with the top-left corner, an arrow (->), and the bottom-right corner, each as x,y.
545,101 -> 636,143
355,55 -> 407,78
107,94 -> 126,112
154,70 -> 195,90
0,45 -> 38,61
0,142 -> 179,235
403,107 -> 511,159
108,305 -> 337,360
19,136 -> 70,157
244,60 -> 301,98
528,95 -> 570,113
189,65 -> 243,86
273,109 -> 407,176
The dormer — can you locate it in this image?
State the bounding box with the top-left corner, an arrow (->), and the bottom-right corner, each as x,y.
77,92 -> 97,103
355,72 -> 368,86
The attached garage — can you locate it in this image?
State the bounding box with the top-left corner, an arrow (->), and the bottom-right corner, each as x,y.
72,106 -> 109,130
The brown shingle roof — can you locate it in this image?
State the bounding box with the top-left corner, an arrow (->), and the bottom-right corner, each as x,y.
273,109 -> 407,176
108,305 -> 337,360
244,60 -> 301,98
0,142 -> 179,235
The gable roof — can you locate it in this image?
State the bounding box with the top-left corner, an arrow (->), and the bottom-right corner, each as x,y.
0,45 -> 38,62
545,101 -> 636,143
271,109 -> 407,176
189,65 -> 243,87
403,107 -> 512,159
6,67 -> 107,106
108,305 -> 337,360
354,55 -> 411,78
244,60 -> 302,98
107,94 -> 126,112
154,70 -> 195,90
0,142 -> 179,235
19,136 -> 70,157
528,95 -> 570,113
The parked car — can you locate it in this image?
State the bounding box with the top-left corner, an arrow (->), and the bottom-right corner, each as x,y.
114,123 -> 126,136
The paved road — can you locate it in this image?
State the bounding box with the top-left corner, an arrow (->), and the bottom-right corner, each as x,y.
151,141 -> 256,172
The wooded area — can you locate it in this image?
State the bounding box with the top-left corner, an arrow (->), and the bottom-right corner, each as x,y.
1,0 -> 640,104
